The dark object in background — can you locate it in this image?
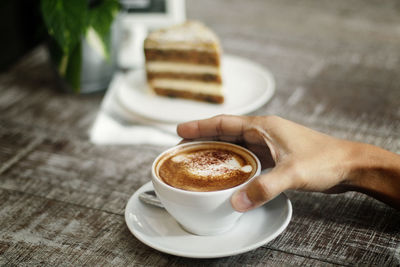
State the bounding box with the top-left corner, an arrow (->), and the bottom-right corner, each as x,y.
120,0 -> 166,13
0,0 -> 44,71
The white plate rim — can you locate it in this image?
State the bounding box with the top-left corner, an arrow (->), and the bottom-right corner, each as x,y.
116,54 -> 276,123
124,181 -> 292,259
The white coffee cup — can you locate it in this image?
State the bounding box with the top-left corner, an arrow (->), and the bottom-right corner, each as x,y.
151,141 -> 261,236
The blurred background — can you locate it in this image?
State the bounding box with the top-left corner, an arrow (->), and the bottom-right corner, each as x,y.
0,0 -> 43,71
1,0 -> 186,93
1,0 -> 399,137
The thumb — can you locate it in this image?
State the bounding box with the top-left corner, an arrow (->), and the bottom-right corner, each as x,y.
231,166 -> 292,212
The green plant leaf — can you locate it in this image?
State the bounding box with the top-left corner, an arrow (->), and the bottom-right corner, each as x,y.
65,42 -> 82,93
41,0 -> 119,93
41,0 -> 87,54
87,0 -> 119,60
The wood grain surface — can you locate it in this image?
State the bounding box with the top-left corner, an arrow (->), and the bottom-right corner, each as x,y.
1,0 -> 399,266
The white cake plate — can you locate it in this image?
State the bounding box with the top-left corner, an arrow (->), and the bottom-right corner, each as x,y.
117,55 -> 275,123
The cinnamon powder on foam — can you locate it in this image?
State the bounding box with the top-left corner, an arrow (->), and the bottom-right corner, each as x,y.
158,148 -> 253,191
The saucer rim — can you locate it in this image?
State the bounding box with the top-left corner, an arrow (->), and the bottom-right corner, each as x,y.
124,181 -> 292,259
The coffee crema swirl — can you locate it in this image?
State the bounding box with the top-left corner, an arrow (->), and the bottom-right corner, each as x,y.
156,143 -> 257,192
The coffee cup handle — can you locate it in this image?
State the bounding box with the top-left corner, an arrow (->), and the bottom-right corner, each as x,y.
261,168 -> 272,175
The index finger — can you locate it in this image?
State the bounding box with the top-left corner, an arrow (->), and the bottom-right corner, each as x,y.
177,115 -> 248,139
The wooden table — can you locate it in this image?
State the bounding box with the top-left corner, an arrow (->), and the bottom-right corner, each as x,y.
1,0 -> 399,265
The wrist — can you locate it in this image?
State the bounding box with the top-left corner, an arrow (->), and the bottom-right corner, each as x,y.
345,141 -> 400,208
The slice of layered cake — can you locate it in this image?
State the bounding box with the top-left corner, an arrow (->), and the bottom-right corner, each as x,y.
144,21 -> 223,104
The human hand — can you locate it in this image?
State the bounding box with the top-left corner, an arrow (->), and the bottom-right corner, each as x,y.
177,115 -> 400,211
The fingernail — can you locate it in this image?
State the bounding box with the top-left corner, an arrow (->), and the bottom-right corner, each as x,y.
232,190 -> 253,212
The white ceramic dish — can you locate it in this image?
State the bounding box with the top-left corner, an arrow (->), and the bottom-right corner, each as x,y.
125,182 -> 292,258
117,55 -> 275,123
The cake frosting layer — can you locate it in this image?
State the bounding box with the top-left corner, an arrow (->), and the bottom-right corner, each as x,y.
151,79 -> 222,95
144,21 -> 221,53
144,43 -> 218,52
146,62 -> 220,75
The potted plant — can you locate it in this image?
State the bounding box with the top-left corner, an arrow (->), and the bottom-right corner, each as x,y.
41,0 -> 120,93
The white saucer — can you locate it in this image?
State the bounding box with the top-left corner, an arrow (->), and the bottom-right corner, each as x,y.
125,182 -> 292,258
117,55 -> 275,123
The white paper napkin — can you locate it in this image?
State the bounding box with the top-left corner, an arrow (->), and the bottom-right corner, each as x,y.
89,72 -> 181,146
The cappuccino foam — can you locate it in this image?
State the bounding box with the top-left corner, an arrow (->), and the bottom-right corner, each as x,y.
156,143 -> 257,192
